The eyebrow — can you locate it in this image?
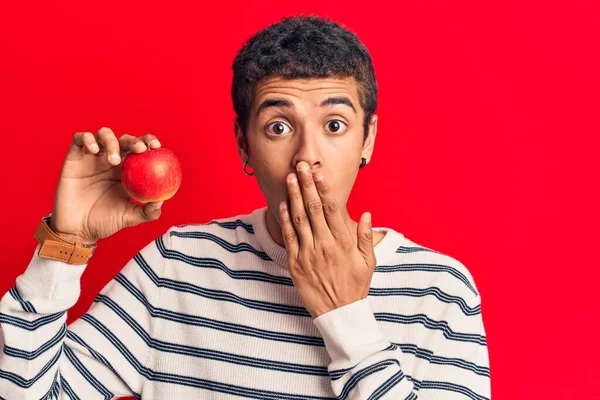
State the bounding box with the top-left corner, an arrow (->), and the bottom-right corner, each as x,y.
255,96 -> 357,116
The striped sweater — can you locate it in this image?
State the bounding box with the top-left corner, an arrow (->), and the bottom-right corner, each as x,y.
0,206 -> 490,399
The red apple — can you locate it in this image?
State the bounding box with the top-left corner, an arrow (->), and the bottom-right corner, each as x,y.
120,147 -> 182,204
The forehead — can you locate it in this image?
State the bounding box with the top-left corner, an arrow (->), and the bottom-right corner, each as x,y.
251,76 -> 361,107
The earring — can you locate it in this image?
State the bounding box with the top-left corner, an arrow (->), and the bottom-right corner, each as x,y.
243,160 -> 255,176
359,157 -> 367,169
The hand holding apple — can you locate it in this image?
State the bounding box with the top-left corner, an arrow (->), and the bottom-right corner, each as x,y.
50,127 -> 176,245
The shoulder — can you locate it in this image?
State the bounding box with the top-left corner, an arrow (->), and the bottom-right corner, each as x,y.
156,208 -> 265,258
379,233 -> 482,305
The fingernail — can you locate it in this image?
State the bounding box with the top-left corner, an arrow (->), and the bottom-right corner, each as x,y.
151,139 -> 161,147
110,153 -> 121,162
90,143 -> 99,152
134,141 -> 147,150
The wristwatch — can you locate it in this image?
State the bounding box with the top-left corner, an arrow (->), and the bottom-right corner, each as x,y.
34,214 -> 97,265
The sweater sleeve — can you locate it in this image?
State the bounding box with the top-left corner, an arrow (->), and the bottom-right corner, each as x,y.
0,229 -> 171,399
313,297 -> 490,400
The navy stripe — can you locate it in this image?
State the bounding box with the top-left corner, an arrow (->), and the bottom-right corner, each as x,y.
420,380 -> 489,400
170,231 -> 271,261
394,343 -> 489,378
396,246 -> 440,254
63,345 -> 112,399
108,274 -> 325,347
66,330 -> 141,399
41,371 -> 60,400
67,332 -> 142,399
9,286 -> 37,313
135,252 -> 310,316
339,359 -> 401,400
0,347 -> 62,388
176,219 -> 255,234
208,219 -> 255,234
367,369 -> 407,400
375,263 -> 478,296
0,311 -> 65,331
369,287 -> 480,316
330,342 -> 489,379
3,323 -> 66,360
406,393 -> 418,400
80,314 -> 335,400
330,344 -> 398,380
155,236 -> 293,286
60,373 -> 81,400
374,313 -> 487,346
93,290 -> 328,377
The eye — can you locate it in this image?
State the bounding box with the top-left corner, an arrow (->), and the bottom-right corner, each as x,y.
266,121 -> 292,135
326,120 -> 347,134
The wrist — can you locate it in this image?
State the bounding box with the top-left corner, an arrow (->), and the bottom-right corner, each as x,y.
48,218 -> 97,246
313,299 -> 388,367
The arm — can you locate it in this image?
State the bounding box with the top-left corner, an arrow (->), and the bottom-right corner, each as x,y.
313,297 -> 490,400
0,230 -> 170,399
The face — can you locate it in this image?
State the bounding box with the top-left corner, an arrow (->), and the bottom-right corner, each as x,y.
235,76 -> 378,228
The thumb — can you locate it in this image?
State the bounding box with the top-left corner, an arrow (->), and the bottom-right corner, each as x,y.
357,212 -> 376,266
126,201 -> 164,227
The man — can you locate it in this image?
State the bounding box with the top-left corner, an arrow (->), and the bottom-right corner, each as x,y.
0,15 -> 490,399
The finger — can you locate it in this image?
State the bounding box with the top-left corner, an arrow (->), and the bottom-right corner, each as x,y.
357,212 -> 376,268
95,127 -> 121,165
124,201 -> 164,227
140,134 -> 161,149
296,162 -> 330,240
286,172 -> 313,247
313,170 -> 349,240
118,134 -> 148,155
67,132 -> 98,161
279,201 -> 299,263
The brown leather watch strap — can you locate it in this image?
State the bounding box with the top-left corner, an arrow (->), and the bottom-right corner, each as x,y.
34,216 -> 96,265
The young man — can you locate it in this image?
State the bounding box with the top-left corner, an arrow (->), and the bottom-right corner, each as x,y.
0,15 -> 490,399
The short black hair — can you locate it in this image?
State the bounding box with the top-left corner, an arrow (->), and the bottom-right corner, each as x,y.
231,15 -> 378,142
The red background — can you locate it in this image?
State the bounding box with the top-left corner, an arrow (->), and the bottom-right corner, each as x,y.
1,1 -> 598,399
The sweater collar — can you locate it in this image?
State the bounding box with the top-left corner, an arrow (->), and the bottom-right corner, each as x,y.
249,206 -> 406,269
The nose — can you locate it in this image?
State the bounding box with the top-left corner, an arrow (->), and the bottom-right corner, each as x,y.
291,131 -> 322,172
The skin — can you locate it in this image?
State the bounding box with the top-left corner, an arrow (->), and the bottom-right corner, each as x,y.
234,76 -> 386,317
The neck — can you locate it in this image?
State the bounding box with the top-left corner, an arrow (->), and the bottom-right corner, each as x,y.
264,205 -> 385,249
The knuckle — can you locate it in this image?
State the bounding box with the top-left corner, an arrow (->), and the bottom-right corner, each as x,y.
293,212 -> 309,226
283,230 -> 297,245
318,184 -> 329,196
96,127 -> 112,136
323,200 -> 339,216
338,235 -> 352,250
319,241 -> 335,259
306,200 -> 323,215
302,179 -> 314,190
290,189 -> 302,199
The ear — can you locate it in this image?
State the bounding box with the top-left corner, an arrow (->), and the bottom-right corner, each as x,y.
361,113 -> 378,162
234,117 -> 250,163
